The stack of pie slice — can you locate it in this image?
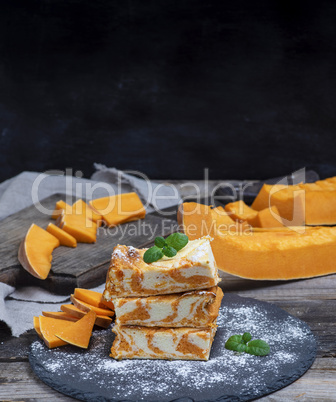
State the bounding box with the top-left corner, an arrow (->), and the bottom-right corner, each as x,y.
103,236 -> 223,361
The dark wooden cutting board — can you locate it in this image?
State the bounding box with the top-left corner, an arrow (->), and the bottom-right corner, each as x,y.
0,194 -> 178,294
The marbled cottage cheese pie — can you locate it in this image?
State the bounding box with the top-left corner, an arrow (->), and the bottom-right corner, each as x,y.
103,236 -> 223,361
103,236 -> 220,299
113,286 -> 223,328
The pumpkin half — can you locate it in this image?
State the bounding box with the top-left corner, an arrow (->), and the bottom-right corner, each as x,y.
178,202 -> 336,280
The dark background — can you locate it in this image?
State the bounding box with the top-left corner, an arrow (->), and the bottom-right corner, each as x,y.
1,0 -> 336,182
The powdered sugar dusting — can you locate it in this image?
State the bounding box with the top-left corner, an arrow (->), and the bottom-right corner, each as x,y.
30,294 -> 316,402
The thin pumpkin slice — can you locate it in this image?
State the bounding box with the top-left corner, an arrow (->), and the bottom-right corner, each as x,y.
89,192 -> 146,227
18,224 -> 60,279
46,223 -> 77,248
70,295 -> 114,317
39,316 -> 73,348
58,211 -> 97,243
42,311 -> 79,322
55,310 -> 96,349
61,304 -> 112,328
33,316 -> 43,339
72,199 -> 103,226
74,288 -> 114,310
51,200 -> 72,219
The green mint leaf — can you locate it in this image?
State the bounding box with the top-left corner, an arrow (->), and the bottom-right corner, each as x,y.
154,236 -> 166,248
246,339 -> 270,356
162,245 -> 177,258
143,246 -> 164,263
225,335 -> 246,352
165,233 -> 189,251
242,332 -> 252,344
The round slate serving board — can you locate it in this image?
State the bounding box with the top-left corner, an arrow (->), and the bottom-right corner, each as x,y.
29,294 -> 316,402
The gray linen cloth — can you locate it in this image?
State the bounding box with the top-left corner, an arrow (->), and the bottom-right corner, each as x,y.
0,165 -> 181,337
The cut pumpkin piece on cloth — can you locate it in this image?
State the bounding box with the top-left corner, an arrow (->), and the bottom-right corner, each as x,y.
33,316 -> 42,339
89,192 -> 146,227
55,310 -> 96,349
18,224 -> 60,279
58,211 -> 97,243
39,316 -> 73,348
46,223 -> 77,247
60,304 -> 112,328
51,200 -> 72,219
70,295 -> 114,317
72,199 -> 103,225
74,288 -> 114,310
42,311 -> 79,322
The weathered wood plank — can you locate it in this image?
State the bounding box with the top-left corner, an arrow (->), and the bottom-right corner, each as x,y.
259,358 -> 336,401
0,359 -> 334,401
0,193 -> 178,294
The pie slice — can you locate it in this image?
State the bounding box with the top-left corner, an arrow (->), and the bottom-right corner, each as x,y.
111,325 -> 217,361
103,236 -> 220,299
114,286 -> 223,328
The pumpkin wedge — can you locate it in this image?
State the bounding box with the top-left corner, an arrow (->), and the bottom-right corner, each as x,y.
179,201 -> 336,280
39,316 -> 72,348
70,295 -> 114,317
74,288 -> 114,310
42,311 -> 79,322
46,223 -> 77,248
55,310 -> 96,349
72,199 -> 103,225
89,192 -> 146,227
51,200 -> 72,219
224,200 -> 258,222
18,224 -> 60,279
61,304 -> 112,328
33,316 -> 43,339
248,205 -> 285,228
58,211 -> 97,243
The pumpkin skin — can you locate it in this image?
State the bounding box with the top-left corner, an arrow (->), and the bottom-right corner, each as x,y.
178,202 -> 336,280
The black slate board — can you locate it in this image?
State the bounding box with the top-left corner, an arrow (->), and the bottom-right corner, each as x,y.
29,294 -> 316,402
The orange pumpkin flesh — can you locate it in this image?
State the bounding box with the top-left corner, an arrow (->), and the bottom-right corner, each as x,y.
72,199 -> 103,226
89,192 -> 146,227
225,200 -> 258,222
252,177 -> 336,225
61,304 -> 112,328
59,211 -> 97,243
74,288 -> 114,311
179,202 -> 336,280
18,224 -> 60,279
46,223 -> 77,248
55,310 -> 96,349
249,205 -> 285,228
39,316 -> 72,348
70,295 -> 114,317
42,311 -> 79,322
51,200 -> 72,219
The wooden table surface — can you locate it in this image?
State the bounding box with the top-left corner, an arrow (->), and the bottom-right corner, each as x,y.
1,180 -> 335,401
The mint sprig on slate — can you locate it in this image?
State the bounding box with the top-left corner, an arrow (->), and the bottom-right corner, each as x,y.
225,332 -> 270,356
143,233 -> 188,263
